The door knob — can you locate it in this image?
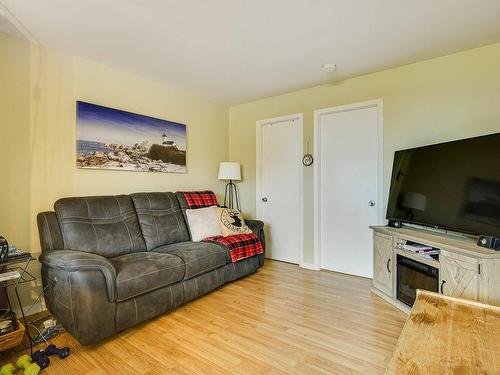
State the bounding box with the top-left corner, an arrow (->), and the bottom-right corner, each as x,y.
368,200 -> 376,207
262,197 -> 268,202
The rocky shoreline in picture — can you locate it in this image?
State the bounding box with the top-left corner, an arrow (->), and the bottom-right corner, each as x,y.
77,141 -> 186,173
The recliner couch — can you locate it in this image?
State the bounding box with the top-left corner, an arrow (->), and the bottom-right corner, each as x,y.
37,192 -> 265,345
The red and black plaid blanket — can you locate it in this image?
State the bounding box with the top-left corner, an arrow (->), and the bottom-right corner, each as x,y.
179,191 -> 219,208
180,190 -> 263,263
205,233 -> 263,263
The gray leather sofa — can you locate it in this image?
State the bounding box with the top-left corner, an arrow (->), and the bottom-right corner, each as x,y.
37,192 -> 265,345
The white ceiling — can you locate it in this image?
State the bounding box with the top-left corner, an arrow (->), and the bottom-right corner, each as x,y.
2,0 -> 500,105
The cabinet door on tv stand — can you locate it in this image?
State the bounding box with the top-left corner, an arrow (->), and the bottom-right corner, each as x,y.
372,232 -> 393,296
478,259 -> 500,307
439,250 -> 479,301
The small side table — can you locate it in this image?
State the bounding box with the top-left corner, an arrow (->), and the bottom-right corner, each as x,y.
0,253 -> 37,354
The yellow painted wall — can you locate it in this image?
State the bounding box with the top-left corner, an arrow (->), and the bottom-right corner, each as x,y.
0,32 -> 228,252
1,32 -> 229,311
229,42 -> 500,264
0,33 -> 31,251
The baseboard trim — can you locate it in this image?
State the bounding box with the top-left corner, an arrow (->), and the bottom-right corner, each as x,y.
300,262 -> 320,271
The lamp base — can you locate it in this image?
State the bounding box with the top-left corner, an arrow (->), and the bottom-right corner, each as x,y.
224,180 -> 240,210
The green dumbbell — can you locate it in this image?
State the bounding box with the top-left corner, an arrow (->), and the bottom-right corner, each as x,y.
0,363 -> 16,375
16,354 -> 40,375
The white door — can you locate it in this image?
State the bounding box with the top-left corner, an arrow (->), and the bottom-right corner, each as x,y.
257,114 -> 302,264
315,101 -> 382,277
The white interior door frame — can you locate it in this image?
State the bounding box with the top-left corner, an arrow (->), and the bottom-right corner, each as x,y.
313,99 -> 384,270
256,113 -> 304,266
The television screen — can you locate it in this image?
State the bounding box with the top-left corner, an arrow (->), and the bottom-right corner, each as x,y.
386,133 -> 500,237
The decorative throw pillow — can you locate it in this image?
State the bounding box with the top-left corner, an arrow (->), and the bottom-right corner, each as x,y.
216,208 -> 252,237
185,206 -> 222,241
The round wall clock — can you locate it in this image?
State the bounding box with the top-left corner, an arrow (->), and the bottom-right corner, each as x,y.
302,154 -> 313,166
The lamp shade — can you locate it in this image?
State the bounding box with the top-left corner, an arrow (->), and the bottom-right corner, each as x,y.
218,162 -> 241,181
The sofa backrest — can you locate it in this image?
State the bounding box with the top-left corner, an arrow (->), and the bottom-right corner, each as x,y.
175,191 -> 191,212
130,192 -> 190,250
54,195 -> 146,257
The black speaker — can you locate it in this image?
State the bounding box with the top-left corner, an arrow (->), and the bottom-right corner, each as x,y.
477,235 -> 500,251
388,219 -> 403,228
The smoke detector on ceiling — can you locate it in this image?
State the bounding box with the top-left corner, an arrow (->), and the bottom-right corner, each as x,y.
322,63 -> 337,73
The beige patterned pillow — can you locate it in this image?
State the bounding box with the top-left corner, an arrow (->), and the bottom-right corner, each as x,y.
216,208 -> 252,237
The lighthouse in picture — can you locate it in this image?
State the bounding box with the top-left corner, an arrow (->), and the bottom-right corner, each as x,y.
161,133 -> 178,149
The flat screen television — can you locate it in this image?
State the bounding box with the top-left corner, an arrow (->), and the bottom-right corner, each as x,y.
386,133 -> 500,237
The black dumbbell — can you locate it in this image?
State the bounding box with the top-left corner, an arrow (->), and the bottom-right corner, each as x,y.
32,350 -> 50,369
44,344 -> 70,359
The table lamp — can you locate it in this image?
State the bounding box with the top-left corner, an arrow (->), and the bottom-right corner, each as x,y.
218,162 -> 241,209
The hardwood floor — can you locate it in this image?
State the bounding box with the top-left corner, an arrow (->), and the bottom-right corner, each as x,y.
6,260 -> 407,374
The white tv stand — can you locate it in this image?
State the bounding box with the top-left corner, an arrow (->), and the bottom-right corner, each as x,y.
370,225 -> 500,313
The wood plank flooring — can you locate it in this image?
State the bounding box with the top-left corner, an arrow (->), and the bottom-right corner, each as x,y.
4,260 -> 407,374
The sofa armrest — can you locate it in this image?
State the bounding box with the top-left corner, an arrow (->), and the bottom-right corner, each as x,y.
247,219 -> 266,267
246,219 -> 265,251
39,250 -> 117,302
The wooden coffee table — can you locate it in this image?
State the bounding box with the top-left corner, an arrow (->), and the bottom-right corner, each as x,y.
386,289 -> 500,374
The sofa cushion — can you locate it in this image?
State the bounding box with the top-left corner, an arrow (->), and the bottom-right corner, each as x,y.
130,192 -> 190,250
55,195 -> 146,258
153,241 -> 227,279
111,252 -> 185,301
